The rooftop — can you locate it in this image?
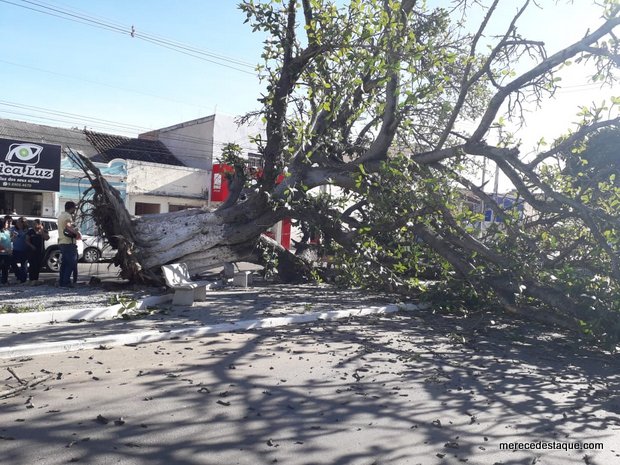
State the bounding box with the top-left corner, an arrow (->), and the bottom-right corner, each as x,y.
0,118 -> 184,166
85,130 -> 183,166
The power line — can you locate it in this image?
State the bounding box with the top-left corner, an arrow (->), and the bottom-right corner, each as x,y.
555,83 -> 615,94
0,59 -> 217,112
0,101 -> 262,154
0,100 -> 147,133
18,0 -> 257,69
0,109 -> 260,159
0,0 -> 259,75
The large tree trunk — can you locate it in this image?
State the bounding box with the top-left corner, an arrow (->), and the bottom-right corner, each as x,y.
72,153 -> 287,284
254,235 -> 316,283
134,207 -> 266,275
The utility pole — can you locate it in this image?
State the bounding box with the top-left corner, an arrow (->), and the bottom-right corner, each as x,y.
492,162 -> 500,223
480,157 -> 487,232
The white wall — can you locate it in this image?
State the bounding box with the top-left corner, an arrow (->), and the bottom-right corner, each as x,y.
126,194 -> 206,215
126,160 -> 209,199
42,192 -> 55,217
125,159 -> 210,215
211,113 -> 264,163
139,114 -> 264,202
152,116 -> 215,170
147,113 -> 264,170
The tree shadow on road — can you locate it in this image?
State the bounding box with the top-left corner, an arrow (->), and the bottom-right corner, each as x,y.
1,309 -> 619,465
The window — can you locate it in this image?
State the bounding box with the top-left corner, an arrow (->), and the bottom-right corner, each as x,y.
169,204 -> 191,212
42,220 -> 58,231
247,152 -> 263,169
135,202 -> 161,215
0,191 -> 42,216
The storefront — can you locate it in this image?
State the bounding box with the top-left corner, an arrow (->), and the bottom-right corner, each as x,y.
0,138 -> 61,216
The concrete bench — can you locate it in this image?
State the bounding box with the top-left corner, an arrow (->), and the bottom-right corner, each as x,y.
233,270 -> 253,288
223,262 -> 254,288
161,263 -> 211,306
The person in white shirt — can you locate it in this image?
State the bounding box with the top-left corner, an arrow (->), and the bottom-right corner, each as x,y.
57,201 -> 80,288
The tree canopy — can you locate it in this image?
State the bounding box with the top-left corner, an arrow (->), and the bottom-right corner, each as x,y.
77,0 -> 620,348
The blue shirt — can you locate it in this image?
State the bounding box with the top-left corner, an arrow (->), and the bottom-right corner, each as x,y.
0,230 -> 11,254
12,229 -> 28,252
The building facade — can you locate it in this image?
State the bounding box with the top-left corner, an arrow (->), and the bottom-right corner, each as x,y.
0,118 -> 211,218
0,114 -> 292,248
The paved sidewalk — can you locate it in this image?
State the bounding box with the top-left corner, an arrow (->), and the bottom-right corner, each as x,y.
0,283 -> 411,357
1,298 -> 619,465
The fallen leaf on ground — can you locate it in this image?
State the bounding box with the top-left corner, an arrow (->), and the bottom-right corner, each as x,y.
95,414 -> 109,425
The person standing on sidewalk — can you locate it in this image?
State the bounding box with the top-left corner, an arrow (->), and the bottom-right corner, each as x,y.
58,201 -> 80,288
27,219 -> 49,282
11,217 -> 32,283
0,218 -> 12,285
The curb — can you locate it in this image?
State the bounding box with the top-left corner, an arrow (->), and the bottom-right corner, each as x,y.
0,303 -> 424,359
0,295 -> 173,326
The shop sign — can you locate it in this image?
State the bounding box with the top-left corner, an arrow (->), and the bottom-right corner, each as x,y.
0,138 -> 61,192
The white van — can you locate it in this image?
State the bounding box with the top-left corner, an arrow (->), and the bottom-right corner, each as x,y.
20,216 -> 85,271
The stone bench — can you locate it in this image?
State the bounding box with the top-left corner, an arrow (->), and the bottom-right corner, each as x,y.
233,270 -> 253,288
224,262 -> 254,288
161,263 -> 211,306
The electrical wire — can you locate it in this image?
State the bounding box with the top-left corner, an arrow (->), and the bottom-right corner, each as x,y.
0,0 -> 259,75
23,0 -> 257,67
0,110 -> 260,162
0,59 -> 217,112
0,101 -> 262,155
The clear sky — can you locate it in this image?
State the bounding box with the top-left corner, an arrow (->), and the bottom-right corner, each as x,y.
0,0 -> 616,153
0,0 -> 267,135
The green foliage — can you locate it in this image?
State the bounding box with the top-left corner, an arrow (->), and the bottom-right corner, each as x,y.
119,306 -> 160,321
330,154 -> 460,294
256,239 -> 280,279
108,294 -> 139,316
221,143 -> 248,183
221,143 -> 245,167
330,145 -> 620,348
0,303 -> 45,313
236,0 -> 620,349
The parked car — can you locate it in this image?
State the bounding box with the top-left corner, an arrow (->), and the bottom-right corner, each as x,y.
20,216 -> 84,271
81,234 -> 115,262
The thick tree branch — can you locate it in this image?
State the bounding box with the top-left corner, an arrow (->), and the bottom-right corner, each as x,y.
470,14 -> 620,142
528,116 -> 620,168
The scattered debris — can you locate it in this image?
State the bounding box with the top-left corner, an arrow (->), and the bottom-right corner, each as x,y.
0,367 -> 53,399
95,414 -> 110,425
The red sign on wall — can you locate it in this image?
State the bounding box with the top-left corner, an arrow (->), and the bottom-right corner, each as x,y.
211,163 -> 234,202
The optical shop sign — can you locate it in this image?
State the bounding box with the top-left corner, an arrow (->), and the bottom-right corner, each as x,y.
0,138 -> 61,192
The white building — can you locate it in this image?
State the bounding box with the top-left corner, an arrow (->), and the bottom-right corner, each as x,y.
0,114 -> 263,218
125,160 -> 210,215
140,113 -> 264,169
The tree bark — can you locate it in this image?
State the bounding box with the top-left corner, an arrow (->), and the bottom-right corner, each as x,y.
253,235 -> 316,283
72,153 -> 286,284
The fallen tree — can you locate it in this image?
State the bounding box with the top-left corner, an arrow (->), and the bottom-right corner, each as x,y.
75,0 -> 620,347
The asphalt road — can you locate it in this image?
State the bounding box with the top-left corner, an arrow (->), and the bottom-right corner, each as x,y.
38,261 -> 123,283
37,261 -> 260,284
1,309 -> 619,465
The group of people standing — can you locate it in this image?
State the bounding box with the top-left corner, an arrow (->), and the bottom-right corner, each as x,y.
0,201 -> 81,287
0,214 -> 49,284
